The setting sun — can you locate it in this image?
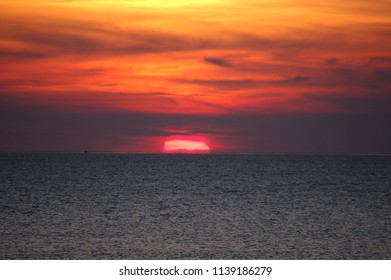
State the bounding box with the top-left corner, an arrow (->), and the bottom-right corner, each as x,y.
163,135 -> 210,153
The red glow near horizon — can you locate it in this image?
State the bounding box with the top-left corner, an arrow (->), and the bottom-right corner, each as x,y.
163,135 -> 210,153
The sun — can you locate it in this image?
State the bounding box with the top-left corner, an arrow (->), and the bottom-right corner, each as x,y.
163,135 -> 210,153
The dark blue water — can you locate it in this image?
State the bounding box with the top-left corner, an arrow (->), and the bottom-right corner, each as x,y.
1,153 -> 390,259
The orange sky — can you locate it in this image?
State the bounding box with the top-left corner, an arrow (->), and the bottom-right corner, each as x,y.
1,0 -> 391,152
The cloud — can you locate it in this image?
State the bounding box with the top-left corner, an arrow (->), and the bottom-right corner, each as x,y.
0,50 -> 47,60
279,76 -> 310,84
375,69 -> 391,83
0,90 -> 178,115
0,13 -> 358,60
323,58 -> 339,66
0,15 -> 212,57
1,96 -> 391,153
302,91 -> 391,113
324,66 -> 391,89
203,57 -> 230,67
369,56 -> 391,64
181,79 -> 258,90
178,75 -> 311,90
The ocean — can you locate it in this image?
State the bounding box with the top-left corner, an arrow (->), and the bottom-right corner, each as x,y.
1,153 -> 390,259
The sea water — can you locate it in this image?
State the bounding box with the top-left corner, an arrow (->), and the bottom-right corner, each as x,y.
1,153 -> 390,259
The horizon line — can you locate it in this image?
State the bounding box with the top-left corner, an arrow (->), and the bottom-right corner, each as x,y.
1,151 -> 390,156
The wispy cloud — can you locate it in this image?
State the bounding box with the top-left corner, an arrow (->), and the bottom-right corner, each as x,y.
203,57 -> 231,68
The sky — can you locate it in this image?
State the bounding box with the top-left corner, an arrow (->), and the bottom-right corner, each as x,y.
1,0 -> 391,153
